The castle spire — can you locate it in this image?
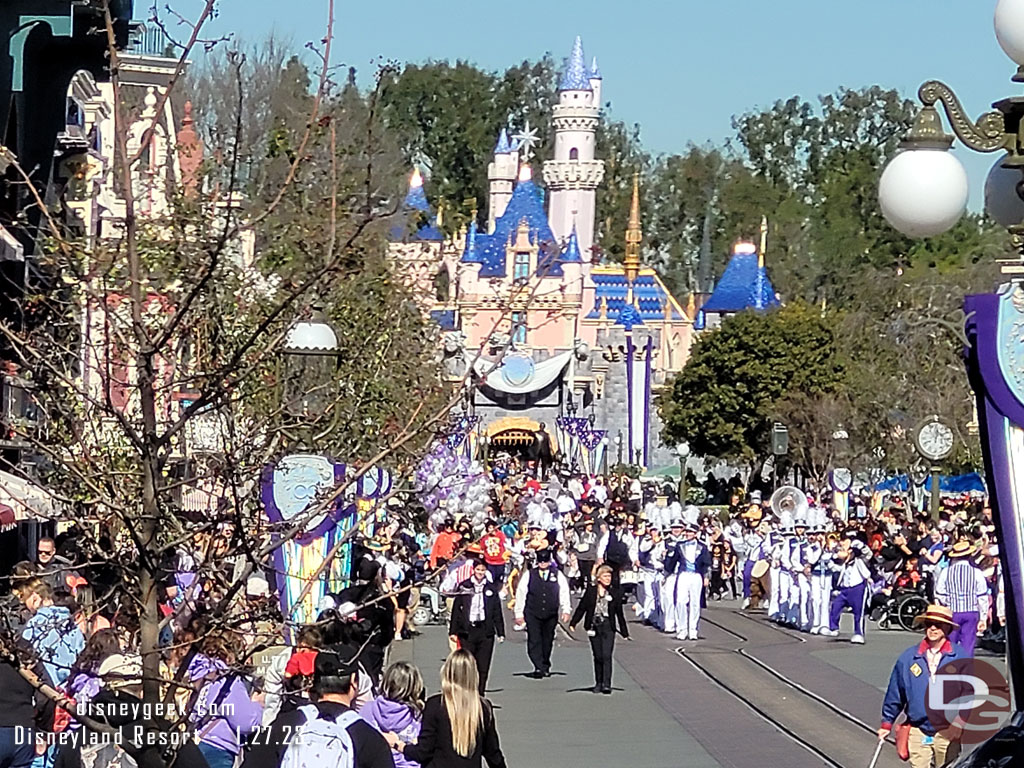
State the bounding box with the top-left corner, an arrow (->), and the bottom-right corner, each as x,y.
559,36 -> 591,91
495,127 -> 511,154
624,173 -> 642,284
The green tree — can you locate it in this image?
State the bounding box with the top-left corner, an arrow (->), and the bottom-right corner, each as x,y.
659,302 -> 844,464
379,58 -> 558,230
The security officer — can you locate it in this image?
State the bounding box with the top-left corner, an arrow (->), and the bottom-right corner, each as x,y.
514,548 -> 570,677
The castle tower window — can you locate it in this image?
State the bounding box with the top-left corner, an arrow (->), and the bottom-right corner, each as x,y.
569,148 -> 578,160
511,311 -> 527,344
514,251 -> 530,284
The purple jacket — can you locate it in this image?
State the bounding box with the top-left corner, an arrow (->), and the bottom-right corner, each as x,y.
188,654 -> 263,755
361,695 -> 422,768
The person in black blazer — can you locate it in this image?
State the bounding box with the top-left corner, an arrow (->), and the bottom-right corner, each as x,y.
449,559 -> 505,694
569,564 -> 630,694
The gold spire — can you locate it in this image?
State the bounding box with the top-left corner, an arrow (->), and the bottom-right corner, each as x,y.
758,215 -> 767,270
624,173 -> 642,284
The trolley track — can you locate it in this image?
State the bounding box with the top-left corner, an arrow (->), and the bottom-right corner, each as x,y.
676,611 -> 900,768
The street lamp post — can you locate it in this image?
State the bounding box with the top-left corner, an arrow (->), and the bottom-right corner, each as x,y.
675,441 -> 690,502
615,430 -> 623,466
281,308 -> 341,447
601,436 -> 609,475
877,0 -> 1024,732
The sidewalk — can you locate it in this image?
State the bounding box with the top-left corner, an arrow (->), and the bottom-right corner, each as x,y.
391,620 -> 721,768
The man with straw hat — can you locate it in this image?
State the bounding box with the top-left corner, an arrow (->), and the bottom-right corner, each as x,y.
878,604 -> 965,768
934,539 -> 990,657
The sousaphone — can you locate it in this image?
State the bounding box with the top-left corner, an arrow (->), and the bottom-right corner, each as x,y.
771,485 -> 809,522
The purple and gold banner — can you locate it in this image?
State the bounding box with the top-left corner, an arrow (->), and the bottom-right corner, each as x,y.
965,286 -> 1024,707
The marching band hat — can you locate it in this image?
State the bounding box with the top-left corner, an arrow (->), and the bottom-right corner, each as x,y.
535,548 -> 553,563
749,490 -> 763,504
948,539 -> 976,558
669,518 -> 685,529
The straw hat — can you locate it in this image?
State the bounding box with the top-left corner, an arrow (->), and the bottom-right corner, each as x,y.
913,604 -> 957,629
948,539 -> 976,559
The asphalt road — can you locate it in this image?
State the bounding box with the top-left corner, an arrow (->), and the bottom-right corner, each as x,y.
391,597 -> 1007,767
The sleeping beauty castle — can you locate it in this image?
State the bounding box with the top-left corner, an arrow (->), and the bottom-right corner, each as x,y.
390,37 -> 776,472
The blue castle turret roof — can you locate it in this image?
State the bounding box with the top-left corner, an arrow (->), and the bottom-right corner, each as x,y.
462,172 -> 580,278
590,56 -> 602,80
559,36 -> 592,91
561,225 -> 582,263
701,246 -> 779,314
389,170 -> 444,242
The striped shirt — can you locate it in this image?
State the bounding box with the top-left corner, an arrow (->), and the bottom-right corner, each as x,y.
935,560 -> 990,614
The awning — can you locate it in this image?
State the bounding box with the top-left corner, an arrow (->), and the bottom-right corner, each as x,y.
0,470 -> 57,521
473,350 -> 573,395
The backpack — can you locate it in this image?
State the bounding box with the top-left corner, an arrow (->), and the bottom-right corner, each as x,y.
280,704 -> 359,768
605,531 -> 630,567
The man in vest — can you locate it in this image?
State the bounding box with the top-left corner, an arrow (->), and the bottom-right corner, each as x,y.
934,539 -> 990,657
664,514 -> 711,641
596,515 -> 638,587
514,548 -> 571,678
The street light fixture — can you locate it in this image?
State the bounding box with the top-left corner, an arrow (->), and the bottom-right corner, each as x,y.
878,3 -> 1024,252
675,441 -> 690,502
281,308 -> 340,435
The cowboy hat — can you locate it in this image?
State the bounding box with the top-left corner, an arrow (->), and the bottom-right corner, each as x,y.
913,604 -> 958,629
948,540 -> 976,558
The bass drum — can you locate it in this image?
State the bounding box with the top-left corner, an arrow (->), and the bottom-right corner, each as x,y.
751,560 -> 770,579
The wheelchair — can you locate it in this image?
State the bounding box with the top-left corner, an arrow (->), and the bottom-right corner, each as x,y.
875,587 -> 929,632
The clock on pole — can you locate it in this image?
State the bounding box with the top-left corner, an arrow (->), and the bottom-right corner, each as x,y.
913,415 -> 954,520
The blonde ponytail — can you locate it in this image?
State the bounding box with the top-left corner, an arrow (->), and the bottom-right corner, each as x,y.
441,649 -> 482,757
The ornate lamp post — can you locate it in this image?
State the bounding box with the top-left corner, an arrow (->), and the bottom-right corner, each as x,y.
878,0 -> 1024,743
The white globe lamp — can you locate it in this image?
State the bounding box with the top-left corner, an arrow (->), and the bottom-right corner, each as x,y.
879,148 -> 969,237
985,157 -> 1024,228
996,0 -> 1024,67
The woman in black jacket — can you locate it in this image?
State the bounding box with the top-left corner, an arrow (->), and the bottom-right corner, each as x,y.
386,649 -> 506,768
570,564 -> 630,694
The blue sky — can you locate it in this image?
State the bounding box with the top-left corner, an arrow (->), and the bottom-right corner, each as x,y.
181,0 -> 1013,206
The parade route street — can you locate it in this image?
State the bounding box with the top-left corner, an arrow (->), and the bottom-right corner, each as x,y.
395,601 -> 1005,768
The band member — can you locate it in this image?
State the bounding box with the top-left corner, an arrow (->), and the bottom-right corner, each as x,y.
636,524 -> 666,625
791,512 -> 813,630
570,517 -> 599,593
823,537 -> 871,644
661,519 -> 686,633
514,549 -> 571,678
449,558 -> 506,693
808,509 -> 834,635
570,565 -> 630,694
664,510 -> 711,641
741,509 -> 766,609
769,512 -> 792,622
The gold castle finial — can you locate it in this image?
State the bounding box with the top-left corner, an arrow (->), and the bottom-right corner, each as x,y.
759,215 -> 767,270
624,172 -> 642,284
